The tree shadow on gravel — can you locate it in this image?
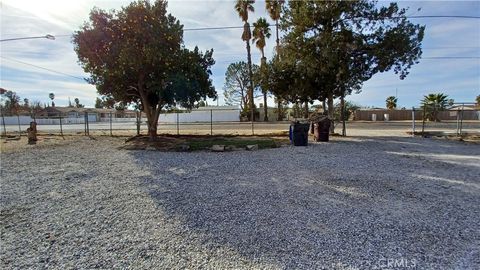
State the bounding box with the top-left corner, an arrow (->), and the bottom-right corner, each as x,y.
128,136 -> 480,269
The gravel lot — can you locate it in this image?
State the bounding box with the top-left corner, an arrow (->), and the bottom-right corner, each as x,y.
1,136 -> 479,269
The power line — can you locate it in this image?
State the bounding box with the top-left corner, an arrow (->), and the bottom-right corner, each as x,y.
44,14 -> 480,37
184,26 -> 244,31
408,15 -> 480,19
0,56 -> 86,81
423,56 -> 480,59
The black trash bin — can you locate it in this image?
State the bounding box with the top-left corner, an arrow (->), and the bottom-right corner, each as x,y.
290,121 -> 310,146
312,117 -> 331,142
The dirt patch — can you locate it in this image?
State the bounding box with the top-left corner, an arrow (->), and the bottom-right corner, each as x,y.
121,135 -> 289,151
407,132 -> 480,144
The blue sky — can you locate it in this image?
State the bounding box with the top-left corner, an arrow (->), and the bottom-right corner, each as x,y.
1,0 -> 479,109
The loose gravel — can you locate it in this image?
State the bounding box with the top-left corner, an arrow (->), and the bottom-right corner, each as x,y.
1,136 -> 479,269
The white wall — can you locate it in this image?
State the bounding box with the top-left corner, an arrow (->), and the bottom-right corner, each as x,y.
0,116 -> 32,125
158,109 -> 240,123
0,116 -> 86,125
99,118 -> 138,122
1,109 -> 240,125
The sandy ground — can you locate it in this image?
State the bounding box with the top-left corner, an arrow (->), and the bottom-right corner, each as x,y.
1,135 -> 479,269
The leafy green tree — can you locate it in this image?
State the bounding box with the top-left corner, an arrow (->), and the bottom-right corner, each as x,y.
267,51 -> 319,117
279,0 -> 425,133
476,95 -> 480,107
102,96 -> 116,109
95,97 -> 103,108
49,92 -> 55,107
386,96 -> 398,110
334,100 -> 360,121
115,102 -> 127,111
73,0 -> 216,139
197,100 -> 207,107
74,98 -> 85,108
253,17 -> 271,121
421,93 -> 449,122
234,0 -> 256,122
223,61 -> 261,112
96,95 -> 116,109
2,90 -> 20,115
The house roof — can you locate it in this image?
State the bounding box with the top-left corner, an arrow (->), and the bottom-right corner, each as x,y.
193,106 -> 240,111
39,107 -> 117,114
449,105 -> 478,111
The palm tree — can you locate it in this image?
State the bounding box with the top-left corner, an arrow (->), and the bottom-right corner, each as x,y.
253,17 -> 271,121
421,93 -> 449,122
49,92 -> 55,107
385,96 -> 397,110
265,0 -> 283,50
265,0 -> 284,120
235,0 -> 255,121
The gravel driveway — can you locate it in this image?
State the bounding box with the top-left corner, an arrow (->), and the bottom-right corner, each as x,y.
1,136 -> 479,269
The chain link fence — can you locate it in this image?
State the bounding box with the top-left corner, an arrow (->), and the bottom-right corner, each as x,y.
0,108 -> 292,138
411,105 -> 480,136
1,106 -> 478,139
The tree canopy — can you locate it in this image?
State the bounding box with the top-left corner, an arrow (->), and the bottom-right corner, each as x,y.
223,61 -> 261,111
386,96 -> 398,110
272,0 -> 424,131
73,0 -> 216,138
421,93 -> 449,122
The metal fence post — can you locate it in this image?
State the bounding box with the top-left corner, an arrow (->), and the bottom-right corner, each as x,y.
421,106 -> 426,137
459,107 -> 464,136
411,107 -> 415,136
210,109 -> 213,136
176,112 -> 179,135
17,114 -> 21,136
456,108 -> 460,136
109,112 -> 113,136
59,113 -> 63,136
1,109 -> 6,137
86,113 -> 90,136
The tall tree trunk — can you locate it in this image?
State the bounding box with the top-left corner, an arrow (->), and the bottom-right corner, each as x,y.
263,92 -> 268,121
246,40 -> 255,122
275,19 -> 280,51
327,93 -> 335,134
322,99 -> 326,114
261,55 -> 268,122
340,95 -> 346,136
147,114 -> 156,141
275,19 -> 283,121
277,99 -> 283,121
303,100 -> 309,118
